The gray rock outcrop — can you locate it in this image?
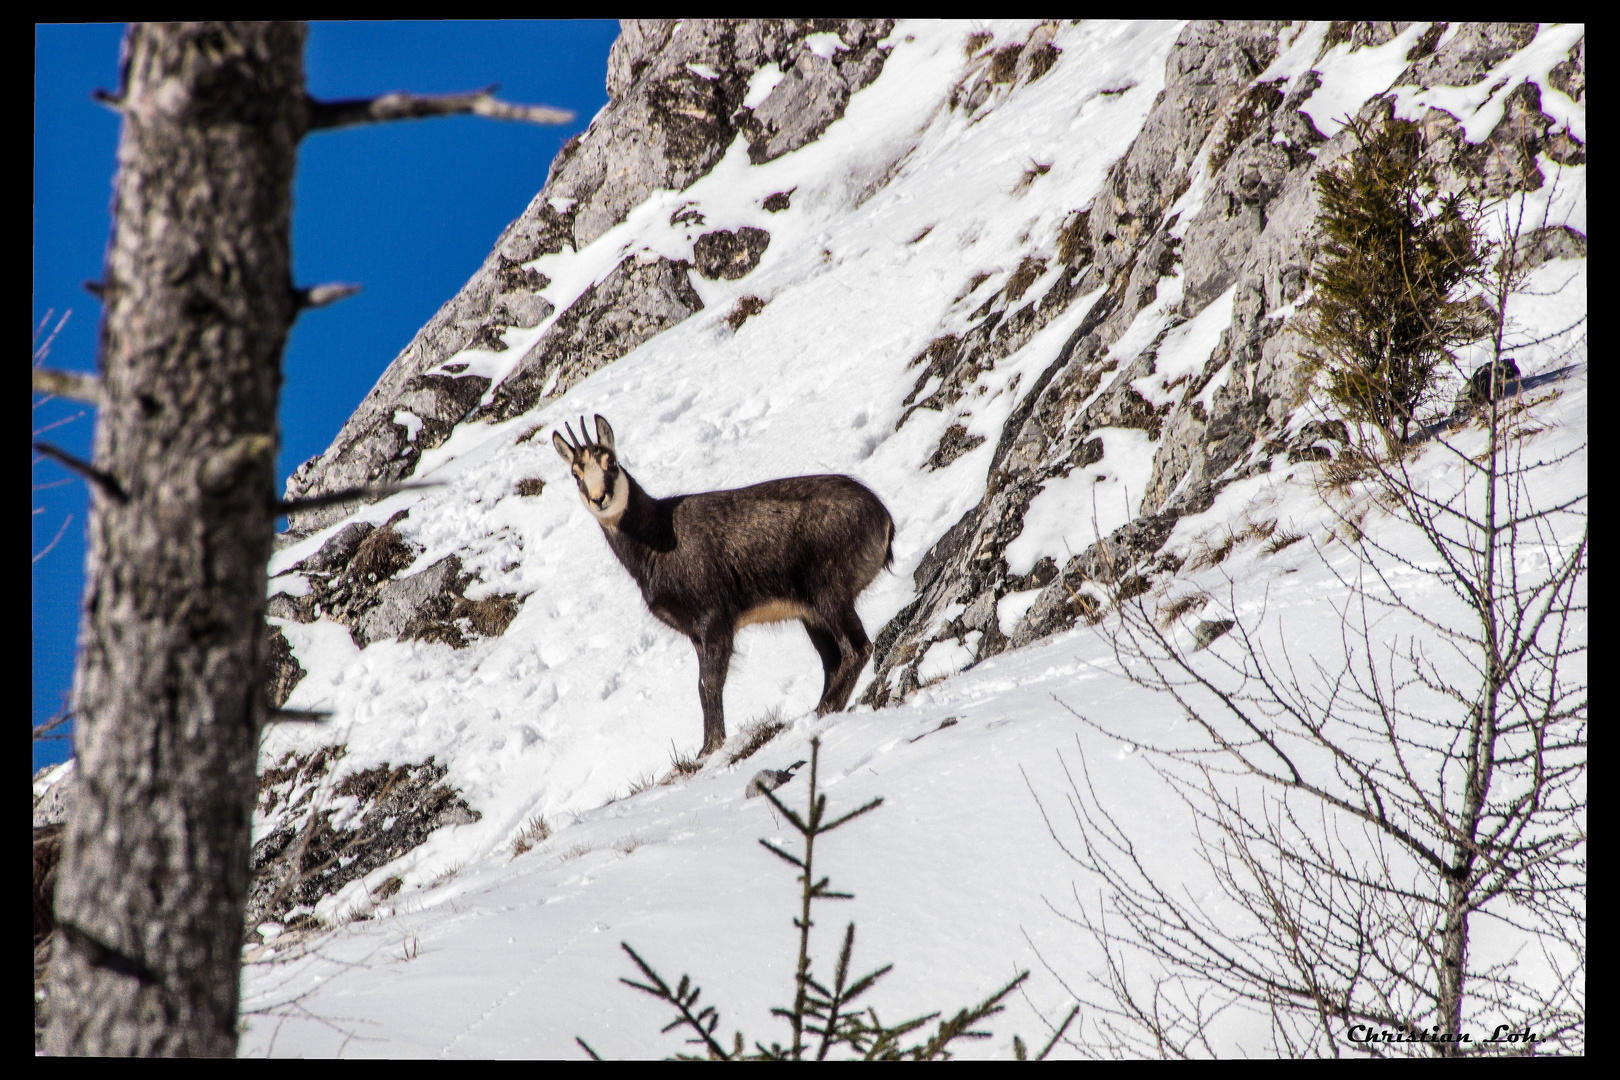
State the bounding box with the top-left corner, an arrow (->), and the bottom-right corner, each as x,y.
248,747 -> 481,929
282,19 -> 895,538
270,511 -> 524,651
861,21 -> 1584,705
472,255 -> 706,425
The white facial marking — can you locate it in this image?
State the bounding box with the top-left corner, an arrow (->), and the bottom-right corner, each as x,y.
573,448 -> 627,526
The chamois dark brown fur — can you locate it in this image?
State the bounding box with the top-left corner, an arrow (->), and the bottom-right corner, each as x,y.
554,415 -> 894,755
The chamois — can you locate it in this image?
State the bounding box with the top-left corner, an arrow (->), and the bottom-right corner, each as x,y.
553,415 -> 894,755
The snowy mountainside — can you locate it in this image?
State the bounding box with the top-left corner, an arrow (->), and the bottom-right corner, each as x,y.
234,20 -> 1584,1056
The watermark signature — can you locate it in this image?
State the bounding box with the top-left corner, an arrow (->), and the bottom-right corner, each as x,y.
1347,1024 -> 1545,1046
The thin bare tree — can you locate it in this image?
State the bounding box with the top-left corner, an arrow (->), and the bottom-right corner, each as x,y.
37,22 -> 571,1056
1028,127 -> 1585,1057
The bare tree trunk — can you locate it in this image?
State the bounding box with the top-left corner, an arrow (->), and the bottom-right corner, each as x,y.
46,23 -> 305,1056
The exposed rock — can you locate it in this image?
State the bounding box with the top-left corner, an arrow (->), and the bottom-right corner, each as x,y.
1503,224 -> 1587,273
606,19 -> 678,101
740,21 -> 895,164
1007,512 -> 1181,649
473,255 -> 706,425
32,762 -> 75,828
693,227 -> 771,280
1320,21 -> 1413,56
268,508 -> 523,652
865,22 -> 1294,703
353,555 -> 466,649
1457,357 -> 1524,411
926,424 -> 987,471
763,189 -> 794,212
279,370 -> 490,538
1192,618 -> 1236,651
266,591 -> 314,624
281,20 -> 896,538
300,520 -> 374,574
265,624 -> 306,709
866,21 -> 1568,705
1398,23 -> 1537,88
248,747 -> 481,929
34,824 -> 62,946
1546,35 -> 1584,106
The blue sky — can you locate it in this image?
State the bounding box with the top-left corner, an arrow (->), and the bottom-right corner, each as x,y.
33,21 -> 620,772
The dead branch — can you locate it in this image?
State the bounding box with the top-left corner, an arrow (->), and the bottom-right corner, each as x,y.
305,85 -> 574,133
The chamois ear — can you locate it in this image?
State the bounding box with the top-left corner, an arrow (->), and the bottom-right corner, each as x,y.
594,415 -> 616,453
552,430 -> 575,462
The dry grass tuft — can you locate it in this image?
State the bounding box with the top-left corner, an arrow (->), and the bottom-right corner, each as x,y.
560,841 -> 594,862
1112,574 -> 1151,606
1157,591 -> 1211,629
1308,438 -> 1378,496
1056,209 -> 1093,267
516,477 -> 545,497
615,836 -> 646,856
1264,530 -> 1306,556
510,814 -> 551,859
1012,160 -> 1052,194
1333,502 -> 1371,547
964,30 -> 993,58
954,272 -> 993,305
425,862 -> 464,890
348,524 -> 415,583
452,593 -> 522,637
1238,517 -> 1279,545
1188,531 -> 1237,571
726,295 -> 768,331
662,743 -> 704,784
988,44 -> 1024,84
727,708 -> 789,766
1002,256 -> 1047,303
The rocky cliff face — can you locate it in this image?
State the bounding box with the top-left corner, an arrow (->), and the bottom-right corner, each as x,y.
280,19 -> 895,536
276,18 -> 1585,707
862,20 -> 1586,703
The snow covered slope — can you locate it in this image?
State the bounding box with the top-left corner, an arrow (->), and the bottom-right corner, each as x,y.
240,20 -> 1585,1056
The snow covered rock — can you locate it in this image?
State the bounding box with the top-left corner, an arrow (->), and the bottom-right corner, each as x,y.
281,19 -> 897,536
472,255 -> 705,425
248,749 -> 480,929
863,20 -> 1587,702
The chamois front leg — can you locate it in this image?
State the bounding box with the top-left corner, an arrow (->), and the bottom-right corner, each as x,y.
694,626 -> 734,756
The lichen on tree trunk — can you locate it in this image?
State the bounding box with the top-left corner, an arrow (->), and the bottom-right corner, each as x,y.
46,23 -> 304,1057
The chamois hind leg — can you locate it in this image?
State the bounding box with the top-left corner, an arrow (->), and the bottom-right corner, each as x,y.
815,604 -> 872,716
694,627 -> 734,756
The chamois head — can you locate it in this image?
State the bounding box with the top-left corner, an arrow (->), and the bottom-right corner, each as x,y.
553,414 -> 628,526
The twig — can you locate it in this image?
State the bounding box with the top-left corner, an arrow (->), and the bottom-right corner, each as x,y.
32,442 -> 127,503
32,512 -> 74,564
